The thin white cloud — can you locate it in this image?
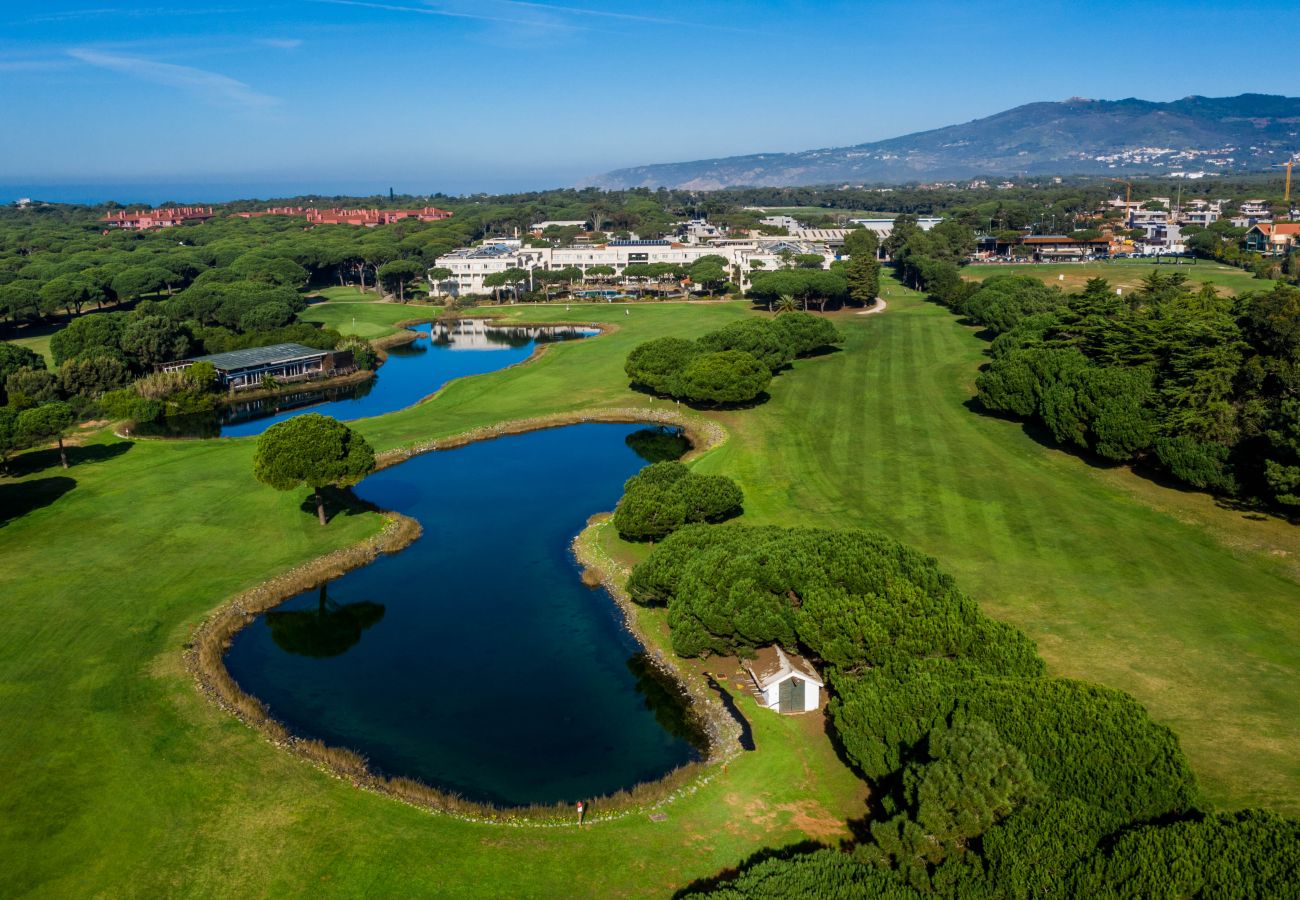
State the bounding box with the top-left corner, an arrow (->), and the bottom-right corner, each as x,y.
67,48 -> 277,109
256,38 -> 304,50
498,0 -> 761,33
309,0 -> 592,33
0,57 -> 74,72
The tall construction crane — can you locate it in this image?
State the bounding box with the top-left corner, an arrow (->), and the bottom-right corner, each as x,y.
1274,161 -> 1294,205
1109,178 -> 1135,227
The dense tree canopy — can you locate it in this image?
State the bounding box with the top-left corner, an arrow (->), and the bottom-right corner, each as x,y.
628,520 -> 1283,898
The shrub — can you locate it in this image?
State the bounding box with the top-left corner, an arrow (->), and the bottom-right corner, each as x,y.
59,355 -> 132,399
612,463 -> 743,540
675,474 -> 743,523
770,311 -> 845,357
337,336 -> 377,370
630,525 -> 1041,673
961,274 -> 1066,333
611,483 -> 687,541
697,319 -> 792,373
1065,809 -> 1300,897
99,388 -> 163,423
5,366 -> 61,405
674,350 -> 771,405
623,337 -> 700,394
0,343 -> 45,403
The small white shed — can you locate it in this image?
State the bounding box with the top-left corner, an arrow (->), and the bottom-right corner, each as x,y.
745,646 -> 823,714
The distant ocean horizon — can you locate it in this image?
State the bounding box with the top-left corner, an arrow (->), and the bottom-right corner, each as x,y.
0,175 -> 570,206
0,181 -> 448,206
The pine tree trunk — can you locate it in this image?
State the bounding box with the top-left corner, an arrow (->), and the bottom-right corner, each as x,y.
315,487 -> 327,526
58,435 -> 68,469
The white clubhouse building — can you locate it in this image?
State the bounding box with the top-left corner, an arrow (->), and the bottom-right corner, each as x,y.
432,237 -> 840,297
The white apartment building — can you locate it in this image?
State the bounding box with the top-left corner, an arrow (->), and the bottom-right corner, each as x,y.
431,237 -> 839,297
847,217 -> 943,238
759,215 -> 803,232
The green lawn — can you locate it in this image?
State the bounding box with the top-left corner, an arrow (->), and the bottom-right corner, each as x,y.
2,289 -> 1299,895
0,302 -> 862,897
964,258 -> 1269,296
4,330 -> 55,365
690,278 -> 1300,814
299,297 -> 440,339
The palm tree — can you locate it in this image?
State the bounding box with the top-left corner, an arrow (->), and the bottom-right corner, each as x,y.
776,293 -> 799,314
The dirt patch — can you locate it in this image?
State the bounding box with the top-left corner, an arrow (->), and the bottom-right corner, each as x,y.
777,800 -> 850,842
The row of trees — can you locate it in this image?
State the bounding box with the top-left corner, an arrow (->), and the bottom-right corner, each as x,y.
628,523 -> 1299,897
624,312 -> 844,406
894,214 -> 1300,511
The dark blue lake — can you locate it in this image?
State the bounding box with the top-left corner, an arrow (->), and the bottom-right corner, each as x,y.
217,321 -> 597,438
224,423 -> 703,806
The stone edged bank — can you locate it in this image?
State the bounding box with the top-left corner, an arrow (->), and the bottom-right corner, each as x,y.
187,406 -> 741,827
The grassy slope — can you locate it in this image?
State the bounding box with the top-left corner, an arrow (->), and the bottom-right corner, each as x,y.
3,290 -> 1300,895
0,302 -> 863,898
690,278 -> 1300,813
964,258 -> 1267,295
299,295 -> 439,340
5,331 -> 54,365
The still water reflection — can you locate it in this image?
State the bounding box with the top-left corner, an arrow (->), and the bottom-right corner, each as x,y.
224,423 -> 702,806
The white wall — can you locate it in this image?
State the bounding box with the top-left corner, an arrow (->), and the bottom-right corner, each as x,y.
761,675 -> 821,713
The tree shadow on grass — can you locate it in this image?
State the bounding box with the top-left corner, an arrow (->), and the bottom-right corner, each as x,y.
296,485 -> 376,524
671,840 -> 829,898
704,673 -> 754,752
959,395 -> 1288,517
796,345 -> 844,360
0,476 -> 76,528
681,391 -> 772,412
6,440 -> 133,477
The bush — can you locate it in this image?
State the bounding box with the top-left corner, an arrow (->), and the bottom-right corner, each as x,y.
960,274 -> 1066,333
612,463 -> 743,540
831,668 -> 1198,830
1065,809 -> 1300,897
59,355 -> 132,398
697,319 -> 792,373
98,388 -> 163,423
630,524 -> 1041,672
5,366 -> 61,405
674,350 -> 771,405
1157,435 -> 1237,493
623,337 -> 700,394
674,474 -> 743,523
611,483 -> 687,541
0,343 -> 45,403
770,311 -> 845,357
337,336 -> 377,370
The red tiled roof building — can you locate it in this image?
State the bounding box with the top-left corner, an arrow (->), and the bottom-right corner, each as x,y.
304,207 -> 453,226
102,206 -> 215,230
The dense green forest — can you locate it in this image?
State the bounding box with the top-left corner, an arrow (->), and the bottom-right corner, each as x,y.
624,524 -> 1300,896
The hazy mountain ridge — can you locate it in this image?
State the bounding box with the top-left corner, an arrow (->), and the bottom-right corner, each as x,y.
585,94 -> 1300,190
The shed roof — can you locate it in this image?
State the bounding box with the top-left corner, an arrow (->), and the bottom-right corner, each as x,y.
190,343 -> 328,372
746,645 -> 824,690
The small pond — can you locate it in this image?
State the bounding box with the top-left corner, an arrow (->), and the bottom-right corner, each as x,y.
224,423 -> 704,806
195,321 -> 595,439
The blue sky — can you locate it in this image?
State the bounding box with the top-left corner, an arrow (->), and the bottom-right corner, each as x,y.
0,1 -> 1291,201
